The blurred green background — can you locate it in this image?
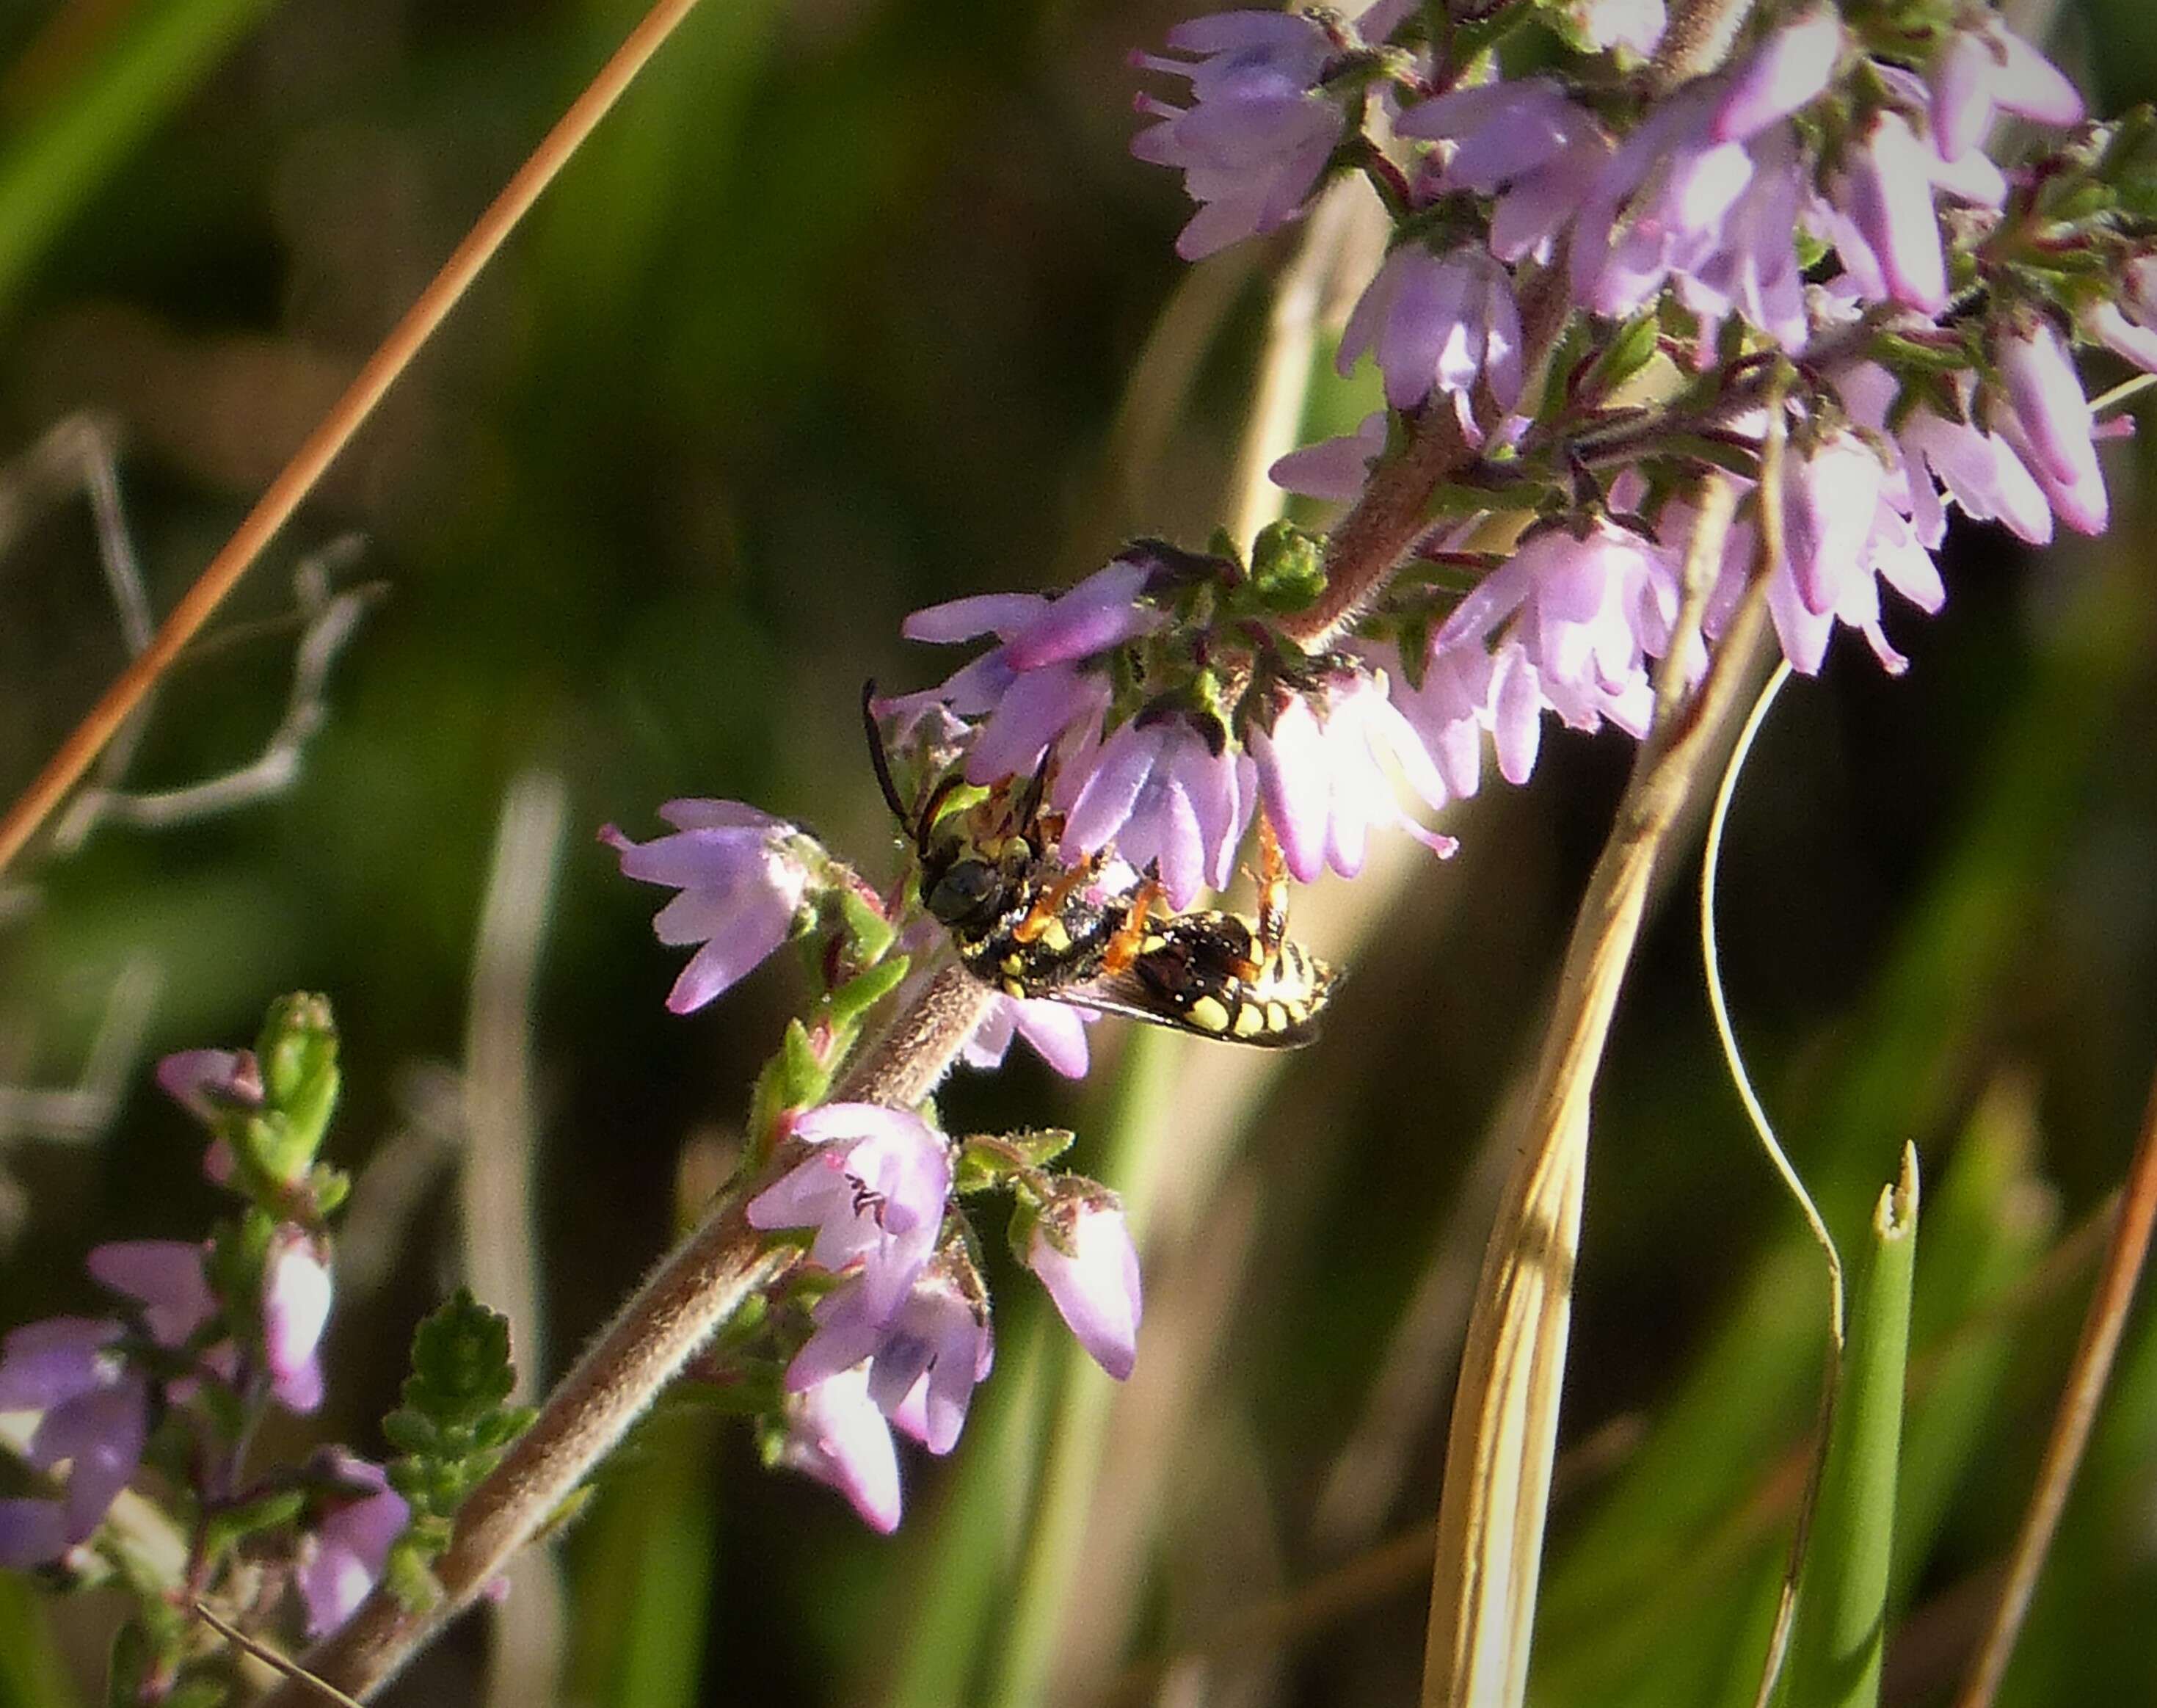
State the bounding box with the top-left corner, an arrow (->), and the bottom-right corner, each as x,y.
4,0 -> 2157,1703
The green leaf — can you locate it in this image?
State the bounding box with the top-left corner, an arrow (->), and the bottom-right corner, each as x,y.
826,955 -> 912,1035
1776,1146 -> 1920,1708
1582,309 -> 1663,402
747,1020 -> 832,1139
105,1622 -> 152,1708
837,887 -> 897,964
383,1289 -> 532,1562
200,1489 -> 306,1564
1246,520 -> 1328,614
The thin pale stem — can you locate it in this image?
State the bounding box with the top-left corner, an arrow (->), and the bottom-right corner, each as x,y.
1952,1058 -> 2157,1708
0,0 -> 715,880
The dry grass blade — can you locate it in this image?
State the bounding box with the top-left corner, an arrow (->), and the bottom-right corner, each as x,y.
1952,1059 -> 2157,1708
191,1602 -> 364,1708
0,0 -> 716,879
1421,478 -> 1769,1708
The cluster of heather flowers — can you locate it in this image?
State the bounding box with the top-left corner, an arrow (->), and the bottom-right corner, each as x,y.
602,0 -> 2157,1530
605,802 -> 1142,1530
0,997 -> 407,1687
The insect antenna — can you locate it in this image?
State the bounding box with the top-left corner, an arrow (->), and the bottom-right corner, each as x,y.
861,679 -> 916,835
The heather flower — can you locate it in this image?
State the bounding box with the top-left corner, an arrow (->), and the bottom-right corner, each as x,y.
1431,519 -> 1684,745
1251,672 -> 1457,884
1833,360 -> 2053,547
262,1229 -> 333,1414
1929,17 -> 2082,161
1563,81 -> 1826,350
862,1261 -> 994,1456
1271,410 -> 1386,501
959,995 -> 1096,1080
1336,244 -> 1524,434
156,1049 -> 263,1123
1131,10 -> 1345,260
296,1451 -> 408,1636
1994,316 -> 2108,534
603,801 -> 815,1014
2084,257 -> 2157,373
1781,432 -> 1888,615
85,1240 -> 218,1350
747,1104 -> 952,1319
1810,98 -> 2005,316
1712,7 -> 1845,142
774,1365 -> 903,1533
1055,713 -> 1254,909
887,556 -> 1163,786
1381,641 -> 1494,802
1396,79 -> 1609,265
1026,1190 -> 1143,1381
787,1257 -> 993,1456
0,1243 -> 218,1564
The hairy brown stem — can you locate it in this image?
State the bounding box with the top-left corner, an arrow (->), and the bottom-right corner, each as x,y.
269,965 -> 989,1701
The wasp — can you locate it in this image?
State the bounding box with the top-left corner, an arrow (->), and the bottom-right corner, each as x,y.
865,686 -> 1338,1047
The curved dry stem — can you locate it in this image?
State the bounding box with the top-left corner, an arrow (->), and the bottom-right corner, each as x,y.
0,0 -> 715,879
1419,484 -> 1774,1707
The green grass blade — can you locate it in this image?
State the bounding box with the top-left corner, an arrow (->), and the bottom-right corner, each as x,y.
1776,1146 -> 1920,1708
0,0 -> 280,312
0,1571 -> 79,1708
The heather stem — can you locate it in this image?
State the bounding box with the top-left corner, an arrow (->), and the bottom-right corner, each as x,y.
268,964 -> 990,1702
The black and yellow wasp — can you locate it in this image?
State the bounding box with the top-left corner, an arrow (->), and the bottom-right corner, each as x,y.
866,688 -> 1338,1047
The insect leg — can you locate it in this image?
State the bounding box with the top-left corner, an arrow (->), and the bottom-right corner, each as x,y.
1099,874 -> 1164,975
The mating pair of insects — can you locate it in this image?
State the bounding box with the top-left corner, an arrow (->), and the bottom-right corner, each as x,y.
867,697 -> 1338,1049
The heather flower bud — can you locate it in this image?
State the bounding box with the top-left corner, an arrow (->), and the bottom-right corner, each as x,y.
774,1366 -> 903,1533
1995,317 -> 2108,534
263,1229 -> 333,1414
1025,1187 -> 1143,1381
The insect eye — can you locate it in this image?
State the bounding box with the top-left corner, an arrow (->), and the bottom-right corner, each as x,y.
927,860 -> 999,925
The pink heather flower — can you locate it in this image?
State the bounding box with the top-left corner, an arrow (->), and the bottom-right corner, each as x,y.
787,1259 -> 994,1457
888,556 -> 1163,787
297,1451 -> 408,1636
1833,361 -> 2053,548
263,1229 -> 332,1414
1396,79 -> 1609,265
1782,433 -> 1887,614
2084,257 -> 2157,373
156,1048 -> 263,1122
1994,318 -> 2108,535
1433,519 -> 1685,746
0,1318 -> 140,1566
1811,95 -> 2004,317
1251,674 -> 1457,884
775,1365 -> 903,1533
1337,244 -> 1524,434
1131,10 -> 1345,260
1380,641 -> 1494,802
1271,410 -> 1386,502
1565,87 -> 1817,350
1929,18 -> 2082,161
1026,1191 -> 1143,1381
603,802 -> 814,1014
747,1104 -> 952,1320
1713,7 -> 1846,142
863,1265 -> 994,1456
959,995 -> 1096,1080
86,1240 -> 218,1349
1055,714 -> 1255,909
